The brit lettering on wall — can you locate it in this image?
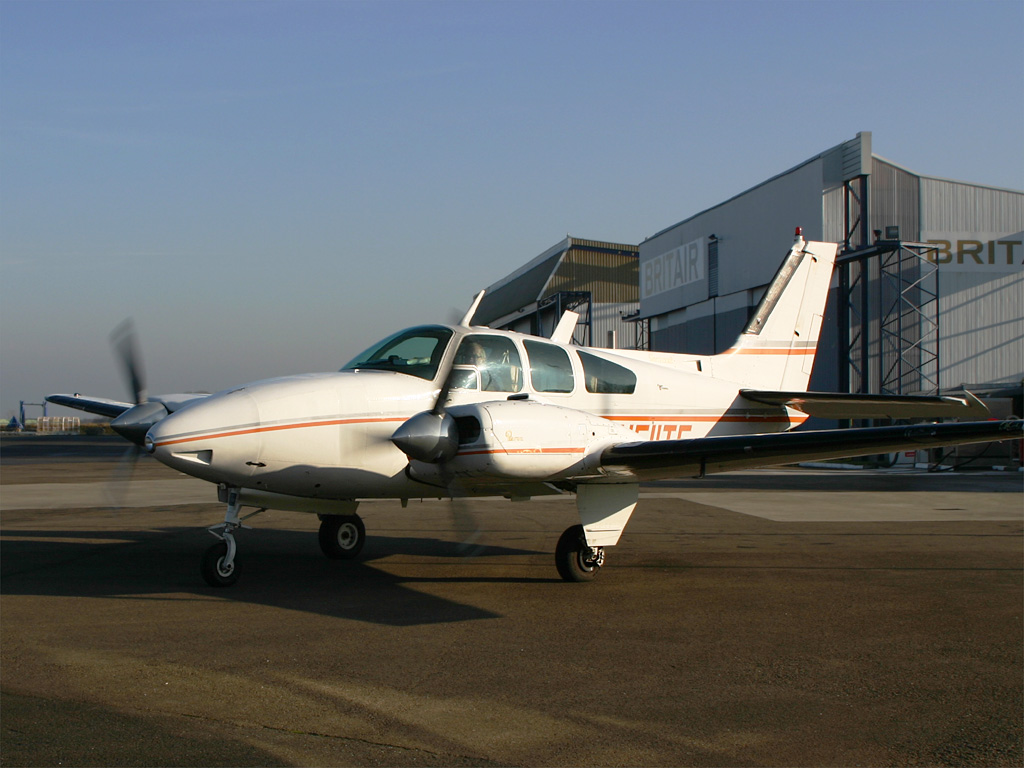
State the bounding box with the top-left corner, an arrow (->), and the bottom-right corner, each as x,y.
641,237 -> 705,299
922,231 -> 1023,272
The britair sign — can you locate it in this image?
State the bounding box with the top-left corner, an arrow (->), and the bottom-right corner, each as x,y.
922,231 -> 1023,272
641,237 -> 705,300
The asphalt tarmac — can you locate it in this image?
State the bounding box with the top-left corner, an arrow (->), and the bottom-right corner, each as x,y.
2,436 -> 1022,767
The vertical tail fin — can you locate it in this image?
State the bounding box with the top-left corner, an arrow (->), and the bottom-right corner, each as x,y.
714,230 -> 839,391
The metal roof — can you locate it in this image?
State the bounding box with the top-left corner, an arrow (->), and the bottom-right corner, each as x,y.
476,237 -> 638,325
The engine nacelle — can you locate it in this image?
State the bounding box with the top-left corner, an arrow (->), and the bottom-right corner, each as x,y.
408,398 -> 632,484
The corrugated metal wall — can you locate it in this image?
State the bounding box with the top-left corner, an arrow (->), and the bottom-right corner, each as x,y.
920,179 -> 1024,389
546,240 -> 639,303
592,301 -> 640,349
921,178 -> 1024,231
822,186 -> 846,244
937,271 -> 1022,389
871,158 -> 920,241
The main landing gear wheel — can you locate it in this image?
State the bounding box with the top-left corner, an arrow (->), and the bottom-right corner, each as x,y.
555,524 -> 605,582
318,514 -> 366,559
201,541 -> 240,587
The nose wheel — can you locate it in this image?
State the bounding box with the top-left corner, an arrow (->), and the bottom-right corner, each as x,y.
201,540 -> 239,587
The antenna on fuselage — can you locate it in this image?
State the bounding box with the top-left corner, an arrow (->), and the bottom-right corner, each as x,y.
550,310 -> 580,344
459,290 -> 486,327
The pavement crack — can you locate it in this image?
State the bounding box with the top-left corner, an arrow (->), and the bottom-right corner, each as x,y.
177,711 -> 504,766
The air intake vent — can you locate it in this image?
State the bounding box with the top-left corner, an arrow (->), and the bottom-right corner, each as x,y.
455,416 -> 482,445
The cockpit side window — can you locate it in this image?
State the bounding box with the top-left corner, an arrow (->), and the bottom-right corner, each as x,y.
453,335 -> 523,392
524,340 -> 574,393
342,326 -> 453,381
579,351 -> 637,394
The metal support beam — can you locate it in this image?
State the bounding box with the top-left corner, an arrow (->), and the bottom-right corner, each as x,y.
836,241 -> 941,403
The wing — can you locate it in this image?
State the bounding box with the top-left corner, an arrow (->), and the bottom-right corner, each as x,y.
740,389 -> 990,420
46,392 -> 210,419
45,394 -> 134,419
600,419 -> 1023,481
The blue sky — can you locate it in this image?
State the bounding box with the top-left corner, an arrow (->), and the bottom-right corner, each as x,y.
2,0 -> 1022,419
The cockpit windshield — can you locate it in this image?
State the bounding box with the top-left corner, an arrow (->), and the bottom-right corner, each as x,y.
341,326 -> 453,381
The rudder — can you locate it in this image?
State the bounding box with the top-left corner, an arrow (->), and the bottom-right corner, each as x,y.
713,230 -> 839,391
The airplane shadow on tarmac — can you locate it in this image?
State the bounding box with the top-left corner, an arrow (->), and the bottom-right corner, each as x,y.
0,525 -> 553,625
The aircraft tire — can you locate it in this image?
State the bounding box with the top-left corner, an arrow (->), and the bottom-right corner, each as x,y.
201,541 -> 240,587
319,514 -> 366,560
555,524 -> 601,582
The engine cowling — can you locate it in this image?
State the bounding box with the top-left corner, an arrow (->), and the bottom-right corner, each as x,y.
407,399 -> 631,484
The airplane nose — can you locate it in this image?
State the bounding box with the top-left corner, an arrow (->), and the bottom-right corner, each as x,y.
146,388 -> 262,483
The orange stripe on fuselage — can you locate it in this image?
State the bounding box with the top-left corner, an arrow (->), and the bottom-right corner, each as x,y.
606,412 -> 808,440
457,446 -> 586,457
153,416 -> 409,448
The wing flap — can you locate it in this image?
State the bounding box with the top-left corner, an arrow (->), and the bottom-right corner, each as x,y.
600,419 -> 1023,481
740,389 -> 990,420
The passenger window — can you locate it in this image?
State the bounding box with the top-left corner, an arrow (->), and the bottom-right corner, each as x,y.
579,351 -> 637,394
524,340 -> 574,393
453,335 -> 523,392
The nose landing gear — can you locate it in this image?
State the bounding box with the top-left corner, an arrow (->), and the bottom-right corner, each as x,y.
201,488 -> 265,588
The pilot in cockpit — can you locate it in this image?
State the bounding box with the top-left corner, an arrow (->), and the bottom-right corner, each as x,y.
452,336 -> 522,392
454,341 -> 495,390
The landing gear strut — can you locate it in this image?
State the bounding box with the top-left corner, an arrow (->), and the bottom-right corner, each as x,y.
201,488 -> 265,588
555,524 -> 605,582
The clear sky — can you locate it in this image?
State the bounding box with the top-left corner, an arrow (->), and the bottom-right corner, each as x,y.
2,0 -> 1022,420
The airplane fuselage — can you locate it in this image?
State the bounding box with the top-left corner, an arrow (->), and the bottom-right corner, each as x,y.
146,324 -> 802,502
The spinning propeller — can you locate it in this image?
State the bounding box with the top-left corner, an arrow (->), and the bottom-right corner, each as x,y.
108,320 -> 169,446
390,361 -> 489,558
390,298 -> 489,555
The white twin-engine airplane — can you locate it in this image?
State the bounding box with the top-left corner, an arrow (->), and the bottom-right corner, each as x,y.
49,231 -> 1022,587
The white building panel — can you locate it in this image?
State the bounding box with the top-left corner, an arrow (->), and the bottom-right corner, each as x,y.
938,272 -> 1023,389
640,158 -> 826,319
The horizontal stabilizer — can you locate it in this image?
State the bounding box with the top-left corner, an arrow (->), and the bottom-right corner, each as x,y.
601,419 -> 1023,481
740,389 -> 990,420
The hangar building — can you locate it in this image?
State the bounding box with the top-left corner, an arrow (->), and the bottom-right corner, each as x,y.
475,236 -> 640,348
637,132 -> 1023,404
